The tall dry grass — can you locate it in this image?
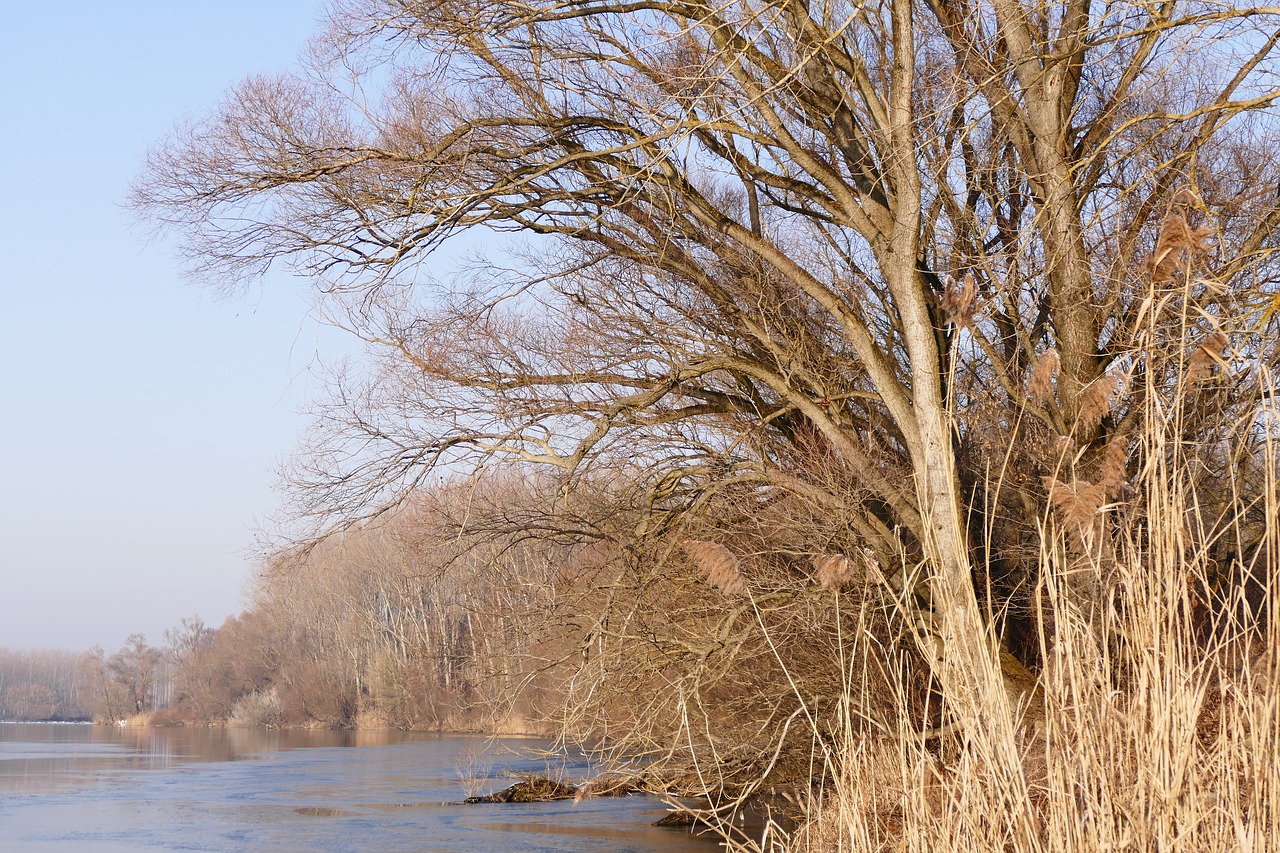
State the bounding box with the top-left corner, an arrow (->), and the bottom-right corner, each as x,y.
728,311 -> 1279,851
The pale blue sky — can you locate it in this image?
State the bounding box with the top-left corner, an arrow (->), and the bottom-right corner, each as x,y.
0,2 -> 338,650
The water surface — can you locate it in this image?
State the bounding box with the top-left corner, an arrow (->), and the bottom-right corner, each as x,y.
0,723 -> 716,852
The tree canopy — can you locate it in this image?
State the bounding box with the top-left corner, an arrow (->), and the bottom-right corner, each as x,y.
135,1 -> 1280,841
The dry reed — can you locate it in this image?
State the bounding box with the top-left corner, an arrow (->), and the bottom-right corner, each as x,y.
814,554 -> 854,589
683,539 -> 748,596
727,361 -> 1278,853
941,273 -> 979,329
1146,204 -> 1215,285
1027,348 -> 1060,406
1077,371 -> 1121,435
1187,331 -> 1230,384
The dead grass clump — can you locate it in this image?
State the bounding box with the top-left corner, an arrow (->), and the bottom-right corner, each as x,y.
464,773 -> 578,803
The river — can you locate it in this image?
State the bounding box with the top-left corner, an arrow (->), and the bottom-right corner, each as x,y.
0,722 -> 719,852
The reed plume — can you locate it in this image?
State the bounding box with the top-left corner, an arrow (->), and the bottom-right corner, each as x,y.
1078,372 -> 1121,434
813,554 -> 854,590
682,540 -> 747,596
1042,476 -> 1107,529
1146,209 -> 1215,284
1187,331 -> 1229,384
1099,434 -> 1131,498
1027,348 -> 1060,405
941,273 -> 978,329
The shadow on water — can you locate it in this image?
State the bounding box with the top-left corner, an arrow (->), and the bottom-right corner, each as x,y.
0,723 -> 720,852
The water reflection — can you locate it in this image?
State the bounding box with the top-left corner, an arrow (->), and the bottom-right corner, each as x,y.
0,723 -> 429,794
0,724 -> 719,852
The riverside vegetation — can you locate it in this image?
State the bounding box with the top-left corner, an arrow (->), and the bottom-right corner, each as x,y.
90,0 -> 1280,848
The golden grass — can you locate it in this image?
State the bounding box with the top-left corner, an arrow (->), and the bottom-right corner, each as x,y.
741,356 -> 1279,853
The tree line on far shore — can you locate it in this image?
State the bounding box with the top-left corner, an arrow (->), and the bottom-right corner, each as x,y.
3,474 -> 586,732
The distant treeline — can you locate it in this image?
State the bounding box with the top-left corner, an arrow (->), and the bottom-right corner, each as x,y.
2,479 -> 576,731
1,636 -> 189,723
149,474 -> 576,732
8,474 -> 584,731
0,648 -> 90,721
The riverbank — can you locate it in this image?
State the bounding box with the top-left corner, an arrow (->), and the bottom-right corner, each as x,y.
95,708 -> 553,738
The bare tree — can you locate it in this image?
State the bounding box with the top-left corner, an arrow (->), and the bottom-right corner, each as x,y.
165,615 -> 213,662
109,634 -> 163,714
80,645 -> 130,722
171,613 -> 281,723
134,0 -> 1280,777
